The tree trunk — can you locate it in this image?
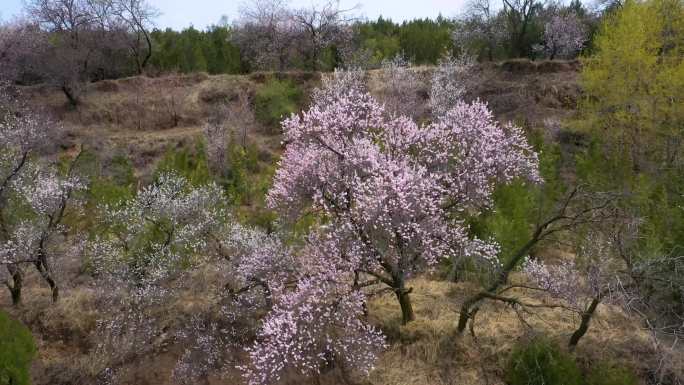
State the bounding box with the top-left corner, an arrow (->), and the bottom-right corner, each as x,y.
141,29 -> 153,72
34,259 -> 59,302
61,85 -> 79,107
457,292 -> 483,333
457,234 -> 538,333
6,265 -> 23,306
396,289 -> 415,325
568,297 -> 601,348
448,255 -> 464,282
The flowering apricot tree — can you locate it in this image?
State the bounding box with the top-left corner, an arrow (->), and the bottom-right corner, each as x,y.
241,232 -> 386,385
429,53 -> 477,117
267,74 -> 540,325
0,84 -> 79,305
523,229 -> 631,348
246,76 -> 539,384
537,12 -> 587,59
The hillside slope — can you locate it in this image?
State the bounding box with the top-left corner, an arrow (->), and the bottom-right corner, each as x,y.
8,61 -> 664,385
21,60 -> 580,177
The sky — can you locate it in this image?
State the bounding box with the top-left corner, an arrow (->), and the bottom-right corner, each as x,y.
1,0 -> 467,30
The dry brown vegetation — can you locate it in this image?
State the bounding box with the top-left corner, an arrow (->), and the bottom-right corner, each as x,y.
368,277 -> 655,385
19,61 -> 579,178
3,269 -> 662,385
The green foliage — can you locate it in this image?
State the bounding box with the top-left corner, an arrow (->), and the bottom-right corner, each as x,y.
355,16 -> 455,65
88,153 -> 137,207
579,0 -> 684,171
254,79 -> 303,129
506,337 -> 583,385
222,141 -> 260,203
150,25 -> 244,74
586,362 -> 639,385
0,311 -> 36,385
221,141 -> 277,231
355,17 -> 402,65
470,131 -> 564,265
154,141 -> 212,186
399,16 -> 456,64
576,0 -> 684,258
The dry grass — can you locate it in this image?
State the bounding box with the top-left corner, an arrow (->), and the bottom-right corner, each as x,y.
367,277 -> 655,385
18,61 -> 579,179
2,266 -> 666,385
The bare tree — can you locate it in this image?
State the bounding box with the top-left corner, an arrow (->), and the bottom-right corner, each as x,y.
455,187 -> 618,334
455,0 -> 504,61
290,0 -> 358,71
108,0 -> 159,74
233,0 -> 356,71
24,0 -> 97,104
233,0 -> 299,70
20,0 -> 156,104
0,22 -> 48,83
204,92 -> 255,174
501,0 -> 542,57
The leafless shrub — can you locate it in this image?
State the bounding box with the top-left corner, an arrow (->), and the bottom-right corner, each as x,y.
204,92 -> 255,173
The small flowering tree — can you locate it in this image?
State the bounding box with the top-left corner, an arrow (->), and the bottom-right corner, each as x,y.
455,187 -> 621,334
376,55 -> 423,117
240,232 -> 387,385
429,53 -> 477,117
0,84 -> 77,305
536,12 -> 587,59
8,165 -> 85,303
523,229 -> 630,348
267,74 -> 540,327
88,172 -> 227,383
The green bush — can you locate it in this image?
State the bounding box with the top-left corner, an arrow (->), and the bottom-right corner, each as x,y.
506,337 -> 582,385
0,311 -> 36,385
154,141 -> 212,186
88,153 -> 137,207
467,133 -> 564,272
254,79 -> 302,129
587,362 -> 639,385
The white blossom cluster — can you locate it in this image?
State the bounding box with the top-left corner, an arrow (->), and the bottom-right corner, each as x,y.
429,53 -> 477,117
377,55 -> 423,117
0,83 -> 73,303
523,231 -> 628,310
172,316 -> 229,385
90,172 -> 226,284
88,173 -> 229,383
536,12 -> 587,59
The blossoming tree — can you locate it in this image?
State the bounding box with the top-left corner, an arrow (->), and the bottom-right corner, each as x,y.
524,228 -> 633,348
0,84 -> 80,305
537,12 -> 587,59
267,73 -> 541,326
429,53 -> 477,117
88,172 -> 229,383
